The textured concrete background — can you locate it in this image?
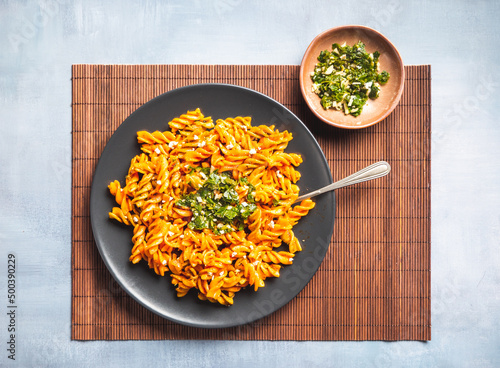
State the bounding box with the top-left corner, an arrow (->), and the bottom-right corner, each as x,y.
1,0 -> 499,367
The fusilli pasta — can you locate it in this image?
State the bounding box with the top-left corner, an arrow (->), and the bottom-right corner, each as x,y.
108,108 -> 315,306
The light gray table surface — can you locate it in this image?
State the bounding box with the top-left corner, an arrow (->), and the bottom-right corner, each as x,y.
1,0 -> 499,367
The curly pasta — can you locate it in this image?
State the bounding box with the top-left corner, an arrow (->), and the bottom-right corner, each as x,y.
108,108 -> 315,306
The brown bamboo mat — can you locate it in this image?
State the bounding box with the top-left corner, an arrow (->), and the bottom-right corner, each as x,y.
72,64 -> 431,341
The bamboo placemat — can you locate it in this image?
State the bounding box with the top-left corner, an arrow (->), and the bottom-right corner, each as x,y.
71,64 -> 431,341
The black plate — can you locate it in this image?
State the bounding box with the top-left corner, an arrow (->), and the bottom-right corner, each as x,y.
90,84 -> 335,328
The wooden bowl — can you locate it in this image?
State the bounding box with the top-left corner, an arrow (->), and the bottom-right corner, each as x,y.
300,25 -> 404,129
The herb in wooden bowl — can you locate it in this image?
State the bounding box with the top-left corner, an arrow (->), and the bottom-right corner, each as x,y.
310,41 -> 390,117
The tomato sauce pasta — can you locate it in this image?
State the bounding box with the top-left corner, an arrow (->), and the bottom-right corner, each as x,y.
108,108 -> 315,306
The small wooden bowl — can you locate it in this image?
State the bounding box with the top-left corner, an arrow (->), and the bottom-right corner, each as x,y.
300,25 -> 404,129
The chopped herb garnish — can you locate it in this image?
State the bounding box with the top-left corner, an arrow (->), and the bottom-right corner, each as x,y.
176,170 -> 257,234
310,41 -> 390,117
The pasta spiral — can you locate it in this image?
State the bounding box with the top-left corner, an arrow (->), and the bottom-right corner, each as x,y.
108,108 -> 315,306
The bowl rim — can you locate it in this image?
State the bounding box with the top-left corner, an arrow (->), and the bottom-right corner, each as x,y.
299,25 -> 405,129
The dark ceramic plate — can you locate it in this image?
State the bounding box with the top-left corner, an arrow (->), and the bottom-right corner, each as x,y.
90,84 -> 335,328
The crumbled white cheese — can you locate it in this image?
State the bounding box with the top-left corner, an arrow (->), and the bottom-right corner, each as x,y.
161,199 -> 166,204
324,65 -> 334,75
289,258 -> 294,262
231,252 -> 237,257
249,148 -> 256,155
162,260 -> 167,266
269,220 -> 275,229
348,95 -> 355,107
167,231 -> 174,237
168,141 -> 178,149
198,141 -> 206,148
276,170 -> 282,178
180,234 -> 184,239
226,143 -> 234,150
133,216 -> 139,223
193,134 -> 199,140
154,147 -> 161,154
